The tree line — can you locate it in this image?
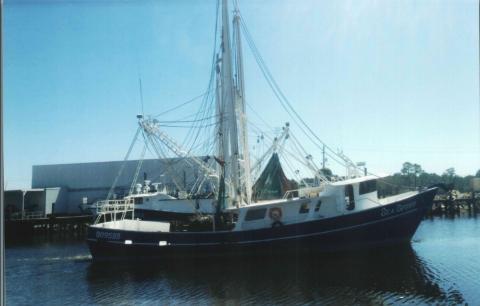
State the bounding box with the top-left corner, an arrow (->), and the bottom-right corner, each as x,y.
377,162 -> 480,197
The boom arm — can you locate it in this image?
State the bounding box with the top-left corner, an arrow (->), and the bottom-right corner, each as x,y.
139,117 -> 219,180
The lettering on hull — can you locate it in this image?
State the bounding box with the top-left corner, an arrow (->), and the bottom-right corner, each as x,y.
381,201 -> 416,217
96,231 -> 121,240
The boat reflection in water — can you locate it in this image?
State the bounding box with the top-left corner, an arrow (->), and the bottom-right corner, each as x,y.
86,244 -> 464,305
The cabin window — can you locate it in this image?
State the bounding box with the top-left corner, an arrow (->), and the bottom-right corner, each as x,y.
359,180 -> 377,195
345,185 -> 355,210
299,203 -> 309,214
134,197 -> 144,205
315,200 -> 322,212
245,208 -> 267,221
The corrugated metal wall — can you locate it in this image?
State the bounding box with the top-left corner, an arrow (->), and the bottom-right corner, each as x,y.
31,158 -> 216,214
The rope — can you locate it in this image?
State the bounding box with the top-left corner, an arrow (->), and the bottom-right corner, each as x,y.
181,0 -> 220,153
152,90 -> 213,118
129,144 -> 147,195
106,127 -> 141,200
238,12 -> 361,173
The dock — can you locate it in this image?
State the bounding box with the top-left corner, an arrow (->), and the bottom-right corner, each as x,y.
5,214 -> 94,238
429,192 -> 480,216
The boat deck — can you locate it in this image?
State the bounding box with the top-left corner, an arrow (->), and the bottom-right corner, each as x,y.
91,219 -> 170,232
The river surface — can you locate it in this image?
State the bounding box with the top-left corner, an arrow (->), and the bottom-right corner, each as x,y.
5,215 -> 480,305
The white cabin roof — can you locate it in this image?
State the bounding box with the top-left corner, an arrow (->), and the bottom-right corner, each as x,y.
330,175 -> 385,186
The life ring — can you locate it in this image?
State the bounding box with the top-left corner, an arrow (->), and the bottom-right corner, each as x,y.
269,207 -> 283,221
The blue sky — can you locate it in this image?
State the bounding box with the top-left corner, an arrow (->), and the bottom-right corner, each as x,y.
4,0 -> 479,189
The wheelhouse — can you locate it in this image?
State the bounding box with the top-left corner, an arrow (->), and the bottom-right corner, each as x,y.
233,176 -> 383,231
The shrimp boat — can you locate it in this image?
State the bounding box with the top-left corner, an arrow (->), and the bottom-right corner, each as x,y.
87,0 -> 437,260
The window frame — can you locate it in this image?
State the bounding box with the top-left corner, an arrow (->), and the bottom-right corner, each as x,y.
245,208 -> 267,221
359,180 -> 377,195
299,203 -> 310,214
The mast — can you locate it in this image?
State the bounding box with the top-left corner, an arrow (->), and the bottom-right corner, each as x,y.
215,55 -> 227,211
233,1 -> 252,204
215,55 -> 224,173
220,0 -> 242,206
216,0 -> 253,206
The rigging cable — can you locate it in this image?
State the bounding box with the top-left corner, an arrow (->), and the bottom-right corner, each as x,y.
129,144 -> 147,195
152,89 -> 213,118
106,127 -> 141,200
238,12 -> 364,174
140,130 -> 184,191
182,0 -> 220,153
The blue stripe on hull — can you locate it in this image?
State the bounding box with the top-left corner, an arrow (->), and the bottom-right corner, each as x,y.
87,188 -> 436,260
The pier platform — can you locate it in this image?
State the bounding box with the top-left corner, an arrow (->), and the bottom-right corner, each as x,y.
5,215 -> 94,237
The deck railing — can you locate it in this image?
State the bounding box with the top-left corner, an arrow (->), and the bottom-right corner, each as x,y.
94,198 -> 135,224
8,211 -> 45,220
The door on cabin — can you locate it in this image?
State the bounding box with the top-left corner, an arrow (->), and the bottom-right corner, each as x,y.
345,185 -> 355,211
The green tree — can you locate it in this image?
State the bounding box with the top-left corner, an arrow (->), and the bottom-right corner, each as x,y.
319,168 -> 333,179
443,167 -> 456,177
412,163 -> 424,186
442,167 -> 456,185
401,162 -> 413,176
400,162 -> 423,187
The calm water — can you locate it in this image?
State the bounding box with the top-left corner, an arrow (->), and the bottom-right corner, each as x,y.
6,216 -> 480,305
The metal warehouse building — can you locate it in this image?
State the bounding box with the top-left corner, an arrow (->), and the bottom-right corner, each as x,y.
31,158 -> 212,215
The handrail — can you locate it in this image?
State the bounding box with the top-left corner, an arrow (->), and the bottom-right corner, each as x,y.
8,211 -> 45,220
94,198 -> 135,224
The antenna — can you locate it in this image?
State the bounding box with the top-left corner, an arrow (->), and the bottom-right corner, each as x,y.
138,77 -> 144,116
322,144 -> 326,169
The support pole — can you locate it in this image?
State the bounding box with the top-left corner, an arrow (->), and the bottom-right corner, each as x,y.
1,2 -> 5,303
21,191 -> 25,219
